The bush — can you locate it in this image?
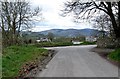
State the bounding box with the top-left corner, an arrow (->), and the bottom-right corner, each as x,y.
108,48 -> 120,62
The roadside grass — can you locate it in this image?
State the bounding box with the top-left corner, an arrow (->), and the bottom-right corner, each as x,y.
2,45 -> 48,77
79,41 -> 96,45
35,41 -> 96,47
108,48 -> 120,62
35,42 -> 73,47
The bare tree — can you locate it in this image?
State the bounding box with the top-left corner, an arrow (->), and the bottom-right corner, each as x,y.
92,13 -> 113,37
62,1 -> 120,38
0,0 -> 42,46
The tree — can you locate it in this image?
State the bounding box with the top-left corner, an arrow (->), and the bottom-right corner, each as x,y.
62,1 -> 120,38
92,13 -> 112,37
47,32 -> 54,41
0,0 -> 42,46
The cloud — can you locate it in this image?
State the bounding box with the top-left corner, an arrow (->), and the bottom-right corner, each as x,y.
31,26 -> 52,32
29,0 -> 92,32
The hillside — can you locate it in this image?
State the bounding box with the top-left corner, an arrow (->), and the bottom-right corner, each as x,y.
22,28 -> 100,38
39,28 -> 99,37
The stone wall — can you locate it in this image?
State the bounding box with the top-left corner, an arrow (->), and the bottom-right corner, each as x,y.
97,37 -> 120,48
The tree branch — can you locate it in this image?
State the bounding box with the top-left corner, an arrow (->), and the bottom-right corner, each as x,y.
93,2 -> 109,15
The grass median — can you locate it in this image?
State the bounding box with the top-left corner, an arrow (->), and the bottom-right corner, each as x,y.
2,45 -> 48,77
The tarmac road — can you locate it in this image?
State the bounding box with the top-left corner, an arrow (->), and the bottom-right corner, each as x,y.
36,45 -> 118,77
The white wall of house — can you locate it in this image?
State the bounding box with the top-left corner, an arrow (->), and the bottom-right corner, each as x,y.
72,41 -> 83,44
36,38 -> 51,43
36,40 -> 41,43
86,36 -> 97,42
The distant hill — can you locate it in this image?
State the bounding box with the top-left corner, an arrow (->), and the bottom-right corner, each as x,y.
22,28 -> 101,38
39,28 -> 100,37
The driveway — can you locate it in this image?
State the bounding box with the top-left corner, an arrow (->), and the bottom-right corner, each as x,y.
36,45 -> 118,77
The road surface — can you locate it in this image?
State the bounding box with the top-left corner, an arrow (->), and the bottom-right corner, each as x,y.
36,45 -> 118,77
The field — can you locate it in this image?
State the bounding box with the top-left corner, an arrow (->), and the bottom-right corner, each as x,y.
35,42 -> 73,47
35,41 -> 96,47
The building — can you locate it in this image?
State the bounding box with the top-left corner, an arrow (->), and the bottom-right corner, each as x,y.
72,40 -> 83,45
36,38 -> 51,43
85,36 -> 97,42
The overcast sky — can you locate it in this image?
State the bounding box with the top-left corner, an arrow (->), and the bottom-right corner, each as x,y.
29,0 -> 93,32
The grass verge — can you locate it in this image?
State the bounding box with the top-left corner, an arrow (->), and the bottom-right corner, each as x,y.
108,48 -> 120,62
79,41 -> 96,45
2,45 -> 48,77
35,42 -> 73,47
35,41 -> 96,47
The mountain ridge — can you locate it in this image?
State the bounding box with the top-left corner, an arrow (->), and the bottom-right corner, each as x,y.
38,28 -> 99,37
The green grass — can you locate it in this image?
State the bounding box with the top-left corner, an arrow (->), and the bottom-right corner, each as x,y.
79,41 -> 96,45
35,41 -> 96,47
108,48 -> 120,62
35,42 -> 73,47
2,45 -> 48,77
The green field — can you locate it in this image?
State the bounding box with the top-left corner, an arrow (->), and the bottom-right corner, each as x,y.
35,42 -> 73,47
79,41 -> 96,45
2,45 -> 48,77
35,41 -> 96,47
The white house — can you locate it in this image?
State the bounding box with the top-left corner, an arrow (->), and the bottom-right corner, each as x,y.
36,38 -> 51,43
36,40 -> 41,43
40,38 -> 51,42
72,40 -> 83,45
85,36 -> 97,42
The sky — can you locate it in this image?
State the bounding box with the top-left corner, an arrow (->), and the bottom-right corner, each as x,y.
29,0 -> 93,32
